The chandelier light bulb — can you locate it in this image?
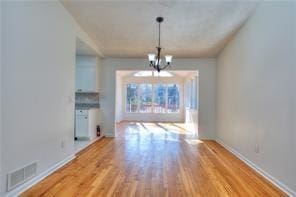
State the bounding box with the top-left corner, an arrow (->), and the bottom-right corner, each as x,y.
165,55 -> 172,64
148,54 -> 156,62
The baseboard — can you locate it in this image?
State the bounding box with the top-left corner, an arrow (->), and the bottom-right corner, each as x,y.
90,135 -> 104,144
105,133 -> 115,137
120,120 -> 184,123
216,139 -> 296,197
5,154 -> 76,197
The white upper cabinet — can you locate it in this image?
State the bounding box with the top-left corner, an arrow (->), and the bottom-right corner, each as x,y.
75,55 -> 98,92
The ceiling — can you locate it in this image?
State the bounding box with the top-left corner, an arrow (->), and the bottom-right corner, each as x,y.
62,1 -> 257,58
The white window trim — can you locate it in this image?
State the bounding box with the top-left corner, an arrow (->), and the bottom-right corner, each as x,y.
125,83 -> 139,113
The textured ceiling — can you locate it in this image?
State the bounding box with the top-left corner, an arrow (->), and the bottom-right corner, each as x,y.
62,1 -> 257,58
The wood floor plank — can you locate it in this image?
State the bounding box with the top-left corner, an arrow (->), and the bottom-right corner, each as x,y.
22,121 -> 286,197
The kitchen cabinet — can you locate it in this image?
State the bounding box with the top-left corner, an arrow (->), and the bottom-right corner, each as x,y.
75,55 -> 99,92
75,114 -> 89,139
88,109 -> 100,139
75,109 -> 100,140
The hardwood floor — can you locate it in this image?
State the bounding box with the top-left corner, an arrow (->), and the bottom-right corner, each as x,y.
22,121 -> 286,197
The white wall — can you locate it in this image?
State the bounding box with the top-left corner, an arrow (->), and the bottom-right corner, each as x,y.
0,1 -> 3,194
216,2 -> 296,195
97,57 -> 102,93
101,58 -> 216,139
1,1 -> 98,195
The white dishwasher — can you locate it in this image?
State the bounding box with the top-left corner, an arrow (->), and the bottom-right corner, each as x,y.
75,109 -> 89,140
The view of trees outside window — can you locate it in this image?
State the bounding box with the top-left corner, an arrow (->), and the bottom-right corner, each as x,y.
139,84 -> 153,113
126,84 -> 138,112
126,83 -> 180,113
167,84 -> 180,113
154,84 -> 166,113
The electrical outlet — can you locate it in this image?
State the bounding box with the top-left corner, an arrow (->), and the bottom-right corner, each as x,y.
254,144 -> 260,153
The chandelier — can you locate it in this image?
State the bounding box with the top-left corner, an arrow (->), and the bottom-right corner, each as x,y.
148,17 -> 172,72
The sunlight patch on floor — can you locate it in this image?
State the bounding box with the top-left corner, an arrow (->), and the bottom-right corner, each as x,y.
125,122 -> 198,137
185,139 -> 203,145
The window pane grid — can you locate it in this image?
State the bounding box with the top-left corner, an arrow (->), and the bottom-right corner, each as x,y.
126,83 -> 180,113
153,84 -> 167,113
139,84 -> 153,113
126,84 -> 138,113
185,77 -> 197,110
167,84 -> 180,113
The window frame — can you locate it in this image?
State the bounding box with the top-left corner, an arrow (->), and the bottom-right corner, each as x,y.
185,75 -> 198,110
125,83 -> 139,113
153,84 -> 167,114
138,83 -> 153,113
167,84 -> 180,113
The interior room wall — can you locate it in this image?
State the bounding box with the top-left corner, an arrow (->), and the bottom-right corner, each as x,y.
1,1 -> 98,195
100,58 -> 216,139
96,57 -> 102,93
0,1 -> 3,194
216,2 -> 296,195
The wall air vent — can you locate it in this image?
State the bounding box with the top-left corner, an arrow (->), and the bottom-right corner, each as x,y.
7,162 -> 37,191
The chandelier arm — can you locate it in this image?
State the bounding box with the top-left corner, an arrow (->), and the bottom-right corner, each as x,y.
157,47 -> 161,66
159,63 -> 170,71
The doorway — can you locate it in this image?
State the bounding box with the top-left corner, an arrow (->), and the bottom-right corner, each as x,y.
74,38 -> 101,153
115,70 -> 199,137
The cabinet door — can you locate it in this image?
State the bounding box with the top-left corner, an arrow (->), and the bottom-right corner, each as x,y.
88,109 -> 100,140
75,115 -> 89,138
76,65 -> 96,92
75,66 -> 84,91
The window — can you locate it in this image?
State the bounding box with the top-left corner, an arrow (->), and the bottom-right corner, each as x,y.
126,84 -> 138,112
139,84 -> 152,113
126,83 -> 180,113
154,84 -> 166,113
191,76 -> 197,109
167,84 -> 180,113
185,76 -> 198,110
185,81 -> 191,108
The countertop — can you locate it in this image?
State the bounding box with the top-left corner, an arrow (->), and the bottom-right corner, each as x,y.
75,103 -> 100,109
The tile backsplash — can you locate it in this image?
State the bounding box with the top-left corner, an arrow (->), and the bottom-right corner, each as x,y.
75,92 -> 99,108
